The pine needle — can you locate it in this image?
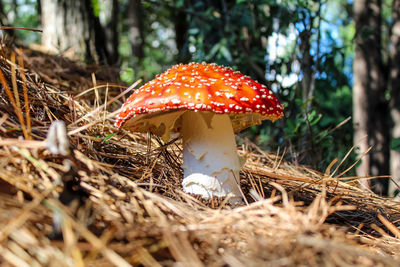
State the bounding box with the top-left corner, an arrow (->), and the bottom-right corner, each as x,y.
17,50 -> 32,139
10,52 -> 28,139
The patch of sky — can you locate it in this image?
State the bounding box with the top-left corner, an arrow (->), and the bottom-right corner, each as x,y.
265,1 -> 354,90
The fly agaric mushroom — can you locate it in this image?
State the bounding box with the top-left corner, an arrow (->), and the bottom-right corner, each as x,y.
115,62 -> 283,201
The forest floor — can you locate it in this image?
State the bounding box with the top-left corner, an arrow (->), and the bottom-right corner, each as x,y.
0,41 -> 399,266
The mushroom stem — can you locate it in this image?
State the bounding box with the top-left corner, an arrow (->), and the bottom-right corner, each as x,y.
181,111 -> 242,200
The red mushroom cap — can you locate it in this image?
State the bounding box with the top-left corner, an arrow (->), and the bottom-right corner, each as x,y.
115,62 -> 283,132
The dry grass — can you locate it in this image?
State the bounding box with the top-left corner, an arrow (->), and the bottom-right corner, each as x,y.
0,41 -> 399,266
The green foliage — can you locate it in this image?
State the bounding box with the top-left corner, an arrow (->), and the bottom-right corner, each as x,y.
2,0 -> 41,43
169,0 -> 355,172
102,133 -> 115,144
8,0 -> 357,174
284,106 -> 321,139
119,0 -> 178,83
91,0 -> 100,17
391,138 -> 400,152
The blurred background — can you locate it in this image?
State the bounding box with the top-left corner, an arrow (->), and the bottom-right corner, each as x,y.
0,0 -> 398,197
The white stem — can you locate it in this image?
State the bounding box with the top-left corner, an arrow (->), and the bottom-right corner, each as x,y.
181,112 -> 242,200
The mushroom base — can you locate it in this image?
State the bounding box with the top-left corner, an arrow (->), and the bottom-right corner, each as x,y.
181,112 -> 242,201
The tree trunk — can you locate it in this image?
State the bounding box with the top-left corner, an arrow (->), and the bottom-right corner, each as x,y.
297,3 -> 321,167
41,0 -> 108,64
8,0 -> 17,24
127,0 -> 144,63
298,28 -> 315,164
353,0 -> 390,195
0,0 -> 16,38
174,8 -> 189,63
389,0 -> 400,197
0,0 -> 7,26
0,0 -> 7,39
243,1 -> 269,85
37,0 -> 42,27
99,0 -> 119,65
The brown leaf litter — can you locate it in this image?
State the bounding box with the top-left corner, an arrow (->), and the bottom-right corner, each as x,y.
0,41 -> 399,266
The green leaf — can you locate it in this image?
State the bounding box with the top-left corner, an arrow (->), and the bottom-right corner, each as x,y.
391,138 -> 400,151
103,133 -> 115,144
219,45 -> 232,62
188,28 -> 199,35
286,119 -> 296,131
310,113 -> 322,125
91,0 -> 100,17
208,43 -> 220,59
120,67 -> 135,84
175,0 -> 184,8
308,110 -> 316,121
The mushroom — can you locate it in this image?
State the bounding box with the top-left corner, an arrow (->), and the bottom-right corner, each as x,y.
115,62 -> 283,201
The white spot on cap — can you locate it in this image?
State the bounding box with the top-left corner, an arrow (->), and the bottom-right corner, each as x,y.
171,98 -> 181,104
